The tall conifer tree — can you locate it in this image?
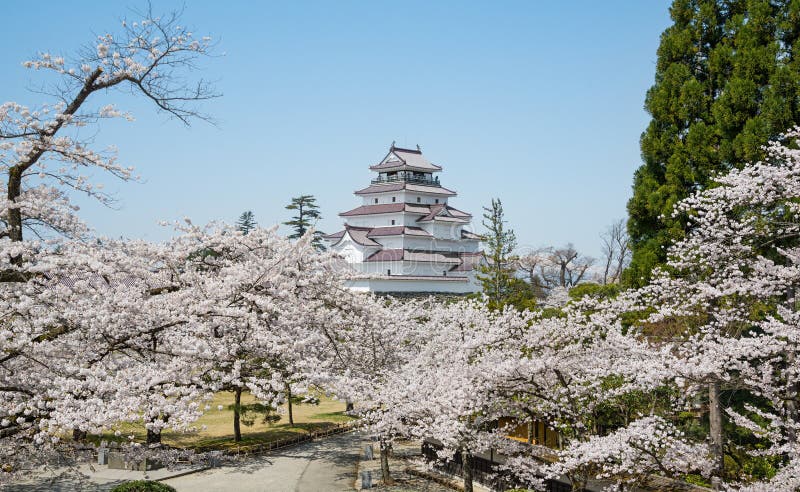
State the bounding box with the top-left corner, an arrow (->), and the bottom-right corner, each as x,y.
626,0 -> 800,285
284,194 -> 325,250
477,198 -> 517,307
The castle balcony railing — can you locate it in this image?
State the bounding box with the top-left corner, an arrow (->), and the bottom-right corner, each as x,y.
371,175 -> 441,186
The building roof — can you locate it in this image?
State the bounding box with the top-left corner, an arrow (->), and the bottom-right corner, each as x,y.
354,182 -> 457,197
450,251 -> 485,272
416,204 -> 471,223
461,230 -> 482,240
324,226 -> 433,245
361,248 -> 483,272
357,274 -> 469,282
366,226 -> 431,237
339,202 -> 471,218
369,145 -> 443,172
323,225 -> 381,247
339,203 -> 406,216
345,227 -> 382,247
364,249 -> 462,264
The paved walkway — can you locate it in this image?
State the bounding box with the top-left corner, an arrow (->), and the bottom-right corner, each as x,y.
6,432 -> 362,492
162,431 -> 361,492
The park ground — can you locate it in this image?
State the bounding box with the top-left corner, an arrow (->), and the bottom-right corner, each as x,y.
7,393 -> 487,491
99,391 -> 353,451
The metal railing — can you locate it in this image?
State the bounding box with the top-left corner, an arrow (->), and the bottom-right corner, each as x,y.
371,175 -> 441,186
421,441 -> 577,492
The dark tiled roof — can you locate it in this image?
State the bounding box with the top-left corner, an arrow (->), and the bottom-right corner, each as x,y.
366,226 -> 405,236
461,230 -> 482,240
416,204 -> 471,223
369,275 -> 468,282
324,226 -> 381,247
327,226 -> 433,241
339,203 -> 406,216
340,202 -> 470,217
369,146 -> 443,172
450,252 -> 485,272
322,230 -> 346,240
364,249 -> 462,264
354,182 -> 457,197
403,227 -> 432,237
364,249 -> 404,262
346,227 -> 382,247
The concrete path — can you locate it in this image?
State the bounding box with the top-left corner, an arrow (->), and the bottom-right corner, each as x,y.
5,432 -> 362,492
162,431 -> 361,492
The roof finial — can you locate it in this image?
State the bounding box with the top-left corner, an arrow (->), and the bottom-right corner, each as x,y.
391,140 -> 396,150
416,144 -> 421,152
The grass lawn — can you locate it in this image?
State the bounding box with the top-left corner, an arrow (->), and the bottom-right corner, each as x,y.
97,392 -> 354,451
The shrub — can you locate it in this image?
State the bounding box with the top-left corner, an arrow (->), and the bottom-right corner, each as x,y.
110,481 -> 177,492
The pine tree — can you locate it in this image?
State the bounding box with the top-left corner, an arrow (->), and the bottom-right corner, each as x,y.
236,210 -> 257,235
284,195 -> 325,249
626,0 -> 800,286
477,198 -> 517,308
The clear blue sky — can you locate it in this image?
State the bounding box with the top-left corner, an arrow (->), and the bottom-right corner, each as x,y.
1,1 -> 672,258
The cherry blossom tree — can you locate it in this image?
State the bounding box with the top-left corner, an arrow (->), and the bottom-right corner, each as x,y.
1,6 -> 217,251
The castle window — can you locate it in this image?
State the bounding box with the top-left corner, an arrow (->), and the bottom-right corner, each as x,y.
374,198 -> 378,204
392,196 -> 396,202
387,269 -> 391,275
416,197 -> 421,203
391,220 -> 395,225
435,199 -> 439,204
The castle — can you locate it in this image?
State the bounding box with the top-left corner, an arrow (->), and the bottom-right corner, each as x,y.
324,144 -> 483,294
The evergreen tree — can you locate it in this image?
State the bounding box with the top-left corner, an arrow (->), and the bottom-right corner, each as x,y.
284,195 -> 325,249
626,0 -> 800,286
477,198 -> 518,308
236,210 -> 257,235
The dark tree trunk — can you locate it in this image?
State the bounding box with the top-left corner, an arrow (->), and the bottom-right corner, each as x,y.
786,288 -> 799,445
527,421 -> 535,445
380,438 -> 394,485
6,67 -> 103,256
72,428 -> 86,441
233,387 -> 243,443
462,449 -> 473,492
286,382 -> 294,427
146,427 -> 161,445
346,399 -> 354,412
709,380 -> 725,477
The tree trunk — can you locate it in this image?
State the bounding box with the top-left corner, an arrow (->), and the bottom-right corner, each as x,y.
285,382 -> 294,427
146,427 -> 161,445
72,428 -> 86,441
233,387 -> 243,443
709,380 -> 725,477
527,421 -> 535,445
569,473 -> 587,492
346,399 -> 354,412
380,438 -> 394,485
462,448 -> 473,492
786,288 -> 798,445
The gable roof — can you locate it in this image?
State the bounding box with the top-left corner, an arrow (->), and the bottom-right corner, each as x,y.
416,204 -> 471,223
323,225 -> 381,247
345,227 -> 382,247
369,145 -> 443,172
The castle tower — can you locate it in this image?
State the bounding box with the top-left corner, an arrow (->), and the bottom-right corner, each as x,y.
324,144 -> 483,294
